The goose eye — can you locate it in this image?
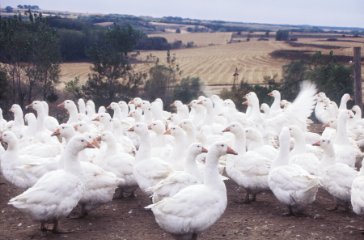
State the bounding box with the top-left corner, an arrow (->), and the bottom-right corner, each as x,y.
220,144 -> 224,147
81,139 -> 84,142
62,127 -> 65,129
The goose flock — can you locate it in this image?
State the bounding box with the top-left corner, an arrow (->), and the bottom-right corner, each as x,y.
1,81 -> 364,239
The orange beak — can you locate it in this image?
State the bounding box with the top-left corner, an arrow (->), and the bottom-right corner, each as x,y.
268,92 -> 273,96
86,141 -> 96,149
242,100 -> 248,106
25,104 -> 32,109
226,146 -> 238,155
51,128 -> 61,136
201,147 -> 208,153
91,138 -> 100,148
106,105 -> 112,109
222,127 -> 231,132
164,129 -> 172,135
312,141 -> 320,146
57,102 -> 65,108
92,116 -> 100,121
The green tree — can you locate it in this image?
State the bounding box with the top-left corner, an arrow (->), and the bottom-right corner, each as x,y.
78,24 -> 144,106
0,12 -> 61,107
173,77 -> 203,103
275,30 -> 290,41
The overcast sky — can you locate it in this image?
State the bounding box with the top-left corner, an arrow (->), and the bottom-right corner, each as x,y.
2,0 -> 364,28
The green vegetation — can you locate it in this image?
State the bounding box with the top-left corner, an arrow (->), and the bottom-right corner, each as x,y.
275,30 -> 290,41
0,11 -> 61,108
221,51 -> 353,109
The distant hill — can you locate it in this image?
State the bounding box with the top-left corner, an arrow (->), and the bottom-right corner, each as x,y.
1,6 -> 363,34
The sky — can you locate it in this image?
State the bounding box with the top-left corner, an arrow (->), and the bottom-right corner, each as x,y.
2,0 -> 364,28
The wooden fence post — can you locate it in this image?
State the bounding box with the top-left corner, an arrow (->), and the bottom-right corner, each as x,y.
354,47 -> 362,111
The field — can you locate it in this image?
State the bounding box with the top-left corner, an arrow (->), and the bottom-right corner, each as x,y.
59,32 -> 364,95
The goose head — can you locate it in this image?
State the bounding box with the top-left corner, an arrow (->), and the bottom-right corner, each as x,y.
243,92 -> 259,107
245,127 -> 263,142
208,142 -> 238,162
268,90 -> 281,98
260,103 -> 270,114
58,100 -> 78,114
24,113 -> 36,125
339,93 -> 352,110
73,121 -> 90,133
67,135 -> 97,153
78,98 -> 86,114
26,100 -> 43,113
118,101 -> 129,112
179,119 -> 195,134
94,113 -> 112,126
9,104 -> 23,116
188,143 -> 208,156
98,106 -> 106,114
223,122 -> 244,137
52,123 -> 75,139
0,131 -> 18,148
148,120 -> 166,134
129,122 -> 149,136
99,131 -> 116,144
223,99 -> 236,110
107,102 -> 120,111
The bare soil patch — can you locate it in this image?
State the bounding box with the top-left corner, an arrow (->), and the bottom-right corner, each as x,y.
1,175 -> 364,240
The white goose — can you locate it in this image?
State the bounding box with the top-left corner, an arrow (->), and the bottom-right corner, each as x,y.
317,137 -> 357,210
351,163 -> 364,215
150,143 -> 207,203
223,123 -> 272,203
146,142 -> 237,240
288,125 -> 322,176
95,131 -> 137,198
129,122 -> 173,195
268,127 -> 319,215
8,136 -> 94,233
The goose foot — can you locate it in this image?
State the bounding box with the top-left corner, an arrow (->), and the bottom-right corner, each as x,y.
282,206 -> 294,216
172,233 -> 198,240
51,220 -> 73,234
235,192 -> 253,204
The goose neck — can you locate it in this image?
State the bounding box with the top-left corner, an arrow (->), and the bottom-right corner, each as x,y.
204,151 -> 225,189
273,141 -> 290,168
61,147 -> 83,176
184,152 -> 201,178
136,133 -> 151,162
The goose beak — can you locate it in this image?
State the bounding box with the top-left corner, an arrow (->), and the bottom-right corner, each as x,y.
222,127 -> 230,132
92,116 -> 100,121
128,127 -> 134,132
322,123 -> 330,128
242,100 -> 248,106
226,146 -> 238,155
164,129 -> 172,135
106,105 -> 112,109
25,104 -> 32,109
86,141 -> 96,149
147,124 -> 152,130
268,92 -> 273,96
57,102 -> 65,108
312,141 -> 320,146
51,129 -> 60,136
91,138 -> 101,148
201,147 -> 208,153
349,95 -> 353,101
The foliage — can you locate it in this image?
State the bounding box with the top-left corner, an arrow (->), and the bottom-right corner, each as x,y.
65,24 -> 144,107
173,77 -> 203,104
0,11 -> 61,107
275,30 -> 290,41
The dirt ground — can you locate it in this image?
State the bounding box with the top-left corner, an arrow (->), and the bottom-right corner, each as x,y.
1,174 -> 364,240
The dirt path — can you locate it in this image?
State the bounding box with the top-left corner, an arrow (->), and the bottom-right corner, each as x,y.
1,175 -> 364,240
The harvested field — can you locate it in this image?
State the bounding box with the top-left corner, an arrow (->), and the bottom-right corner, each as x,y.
59,33 -> 364,95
